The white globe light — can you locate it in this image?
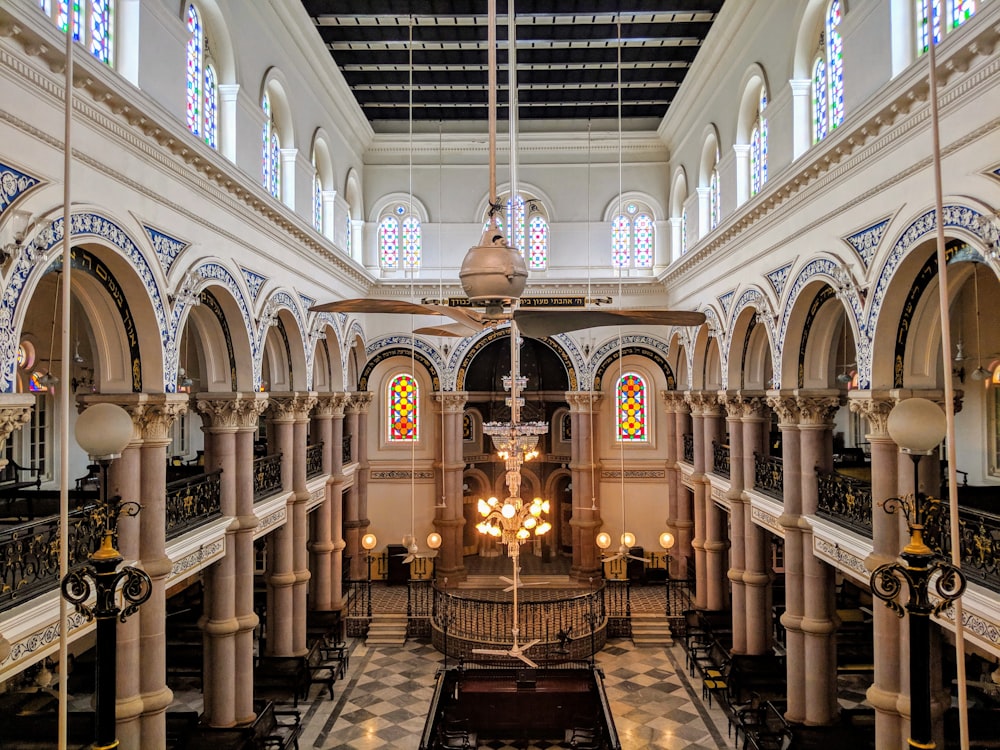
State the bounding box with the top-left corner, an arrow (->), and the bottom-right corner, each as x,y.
596,532 -> 612,549
621,532 -> 636,548
887,398 -> 947,453
501,503 -> 516,519
659,531 -> 676,550
427,532 -> 442,549
75,402 -> 133,459
361,533 -> 378,551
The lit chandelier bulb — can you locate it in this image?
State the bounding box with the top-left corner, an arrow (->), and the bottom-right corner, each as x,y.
501,503 -> 516,519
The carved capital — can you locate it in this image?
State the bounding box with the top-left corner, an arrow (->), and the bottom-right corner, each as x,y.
660,389 -> 689,413
0,394 -> 35,462
847,391 -> 895,437
766,391 -> 800,425
685,391 -> 721,416
432,391 -> 468,413
347,391 -> 373,414
718,391 -> 768,420
795,392 -> 844,426
565,391 -> 602,412
267,392 -> 318,423
314,393 -> 350,418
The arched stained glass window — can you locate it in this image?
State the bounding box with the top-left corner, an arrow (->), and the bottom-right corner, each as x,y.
812,56 -> 828,143
612,203 -> 655,269
506,195 -> 526,255
681,209 -> 688,255
203,64 -> 217,148
709,167 -> 721,230
952,0 -> 976,27
402,215 -> 421,269
261,92 -> 280,198
389,374 -> 418,441
634,213 -> 654,268
312,166 -> 323,232
827,0 -> 844,131
611,214 -> 630,269
345,213 -> 352,256
40,0 -> 114,65
919,1 -> 976,53
528,214 -> 548,270
617,372 -> 647,442
379,216 -> 400,269
186,4 -> 217,148
750,87 -> 768,196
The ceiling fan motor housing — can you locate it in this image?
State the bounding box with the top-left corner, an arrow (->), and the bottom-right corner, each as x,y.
459,229 -> 529,306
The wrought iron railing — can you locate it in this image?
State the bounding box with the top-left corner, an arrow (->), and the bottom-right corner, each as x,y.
0,504 -> 103,612
753,453 -> 783,499
341,435 -> 352,465
253,453 -> 282,501
306,443 -> 324,479
924,502 -> 1000,594
344,579 -> 372,637
815,468 -> 872,536
605,579 -> 631,637
712,441 -> 731,478
166,470 -> 223,540
408,579 -> 433,637
682,433 -> 694,463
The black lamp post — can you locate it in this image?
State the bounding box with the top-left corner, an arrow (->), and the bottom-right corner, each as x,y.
659,530 -> 676,618
60,402 -> 151,750
870,397 -> 966,750
361,532 -> 377,622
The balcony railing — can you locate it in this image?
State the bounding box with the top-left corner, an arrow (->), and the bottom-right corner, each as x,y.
253,453 -> 282,501
682,433 -> 694,463
925,502 -> 1000,595
0,504 -> 103,612
166,469 -> 223,540
342,434 -> 352,465
815,468 -> 873,536
712,441 -> 731,478
306,442 -> 324,479
753,453 -> 783,499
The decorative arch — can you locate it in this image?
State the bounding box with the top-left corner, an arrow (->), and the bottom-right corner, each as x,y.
670,167 -> 688,219
259,67 -> 295,148
726,288 -> 779,390
592,337 -> 675,392
699,124 -> 722,186
2,210 -> 173,393
452,327 -> 577,392
370,192 -> 430,223
191,261 -> 257,389
256,290 -> 308,391
360,340 -> 442,392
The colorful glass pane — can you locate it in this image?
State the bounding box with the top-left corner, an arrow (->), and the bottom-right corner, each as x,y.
313,170 -> 322,232
952,0 -> 975,28
28,371 -> 47,392
612,214 -> 629,268
812,57 -> 828,143
261,93 -> 272,191
827,1 -> 844,130
345,215 -> 352,255
681,209 -> 687,254
379,216 -> 399,268
626,202 -> 637,214
710,168 -> 720,230
186,5 -> 201,136
402,215 -> 421,268
40,1 -> 52,14
750,126 -> 761,196
528,214 -> 547,269
90,0 -> 111,63
203,64 -> 217,148
617,373 -> 646,441
269,132 -> 280,198
634,214 -> 653,268
760,115 -> 768,185
918,0 -> 942,52
389,374 -> 418,441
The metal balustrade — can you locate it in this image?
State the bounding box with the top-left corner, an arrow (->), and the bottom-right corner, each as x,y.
924,502 -> 1000,594
712,441 -> 731,478
306,443 -> 324,479
253,453 -> 282,501
815,468 -> 873,536
753,453 -> 783,499
682,433 -> 694,463
166,470 -> 223,539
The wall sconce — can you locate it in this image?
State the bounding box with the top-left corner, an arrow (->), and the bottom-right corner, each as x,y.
2,209 -> 35,263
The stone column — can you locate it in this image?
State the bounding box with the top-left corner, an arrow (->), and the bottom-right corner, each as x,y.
660,390 -> 693,578
263,395 -> 296,656
347,393 -> 373,580
740,395 -> 772,655
309,396 -> 338,610
701,394 -> 728,612
233,394 -> 268,722
103,394 -> 188,750
566,391 -> 602,580
720,392 -> 747,653
193,395 -> 240,728
796,390 -> 842,726
325,394 -> 349,609
433,392 -> 469,584
344,397 -> 362,579
0,395 -> 34,666
266,393 -> 317,656
849,392 -> 903,748
767,391 -> 805,723
685,392 -> 711,608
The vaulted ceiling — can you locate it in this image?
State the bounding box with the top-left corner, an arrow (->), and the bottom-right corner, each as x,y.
297,1 -> 727,130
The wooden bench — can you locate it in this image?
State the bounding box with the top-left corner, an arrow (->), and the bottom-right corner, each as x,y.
304,640 -> 339,699
253,699 -> 302,750
254,656 -> 309,707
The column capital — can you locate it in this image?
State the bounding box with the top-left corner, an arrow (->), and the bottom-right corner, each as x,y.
0,394 -> 35,464
794,389 -> 844,426
314,393 -> 350,418
266,392 -> 318,423
346,391 -> 373,414
847,390 -> 895,437
659,389 -> 690,413
765,390 -> 800,425
685,390 -> 721,416
432,391 -> 468,413
565,391 -> 602,411
194,392 -> 270,431
718,390 -> 768,419
82,393 -> 190,444
888,388 -> 964,415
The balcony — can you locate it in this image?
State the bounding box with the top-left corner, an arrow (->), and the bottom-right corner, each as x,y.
815,468 -> 873,537
682,433 -> 694,463
306,442 -> 324,479
166,469 -> 223,540
712,441 -> 730,478
925,500 -> 1000,595
253,453 -> 283,501
753,453 -> 783,499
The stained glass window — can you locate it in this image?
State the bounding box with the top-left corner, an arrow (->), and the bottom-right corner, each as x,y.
827,0 -> 844,131
402,215 -> 421,268
313,167 -> 323,232
41,0 -> 113,64
345,214 -> 352,256
203,64 -> 217,148
952,0 -> 975,27
812,56 -> 828,143
710,167 -> 721,230
186,5 -> 202,136
261,93 -> 280,198
389,374 -> 418,441
634,213 -> 654,268
379,216 -> 400,269
528,214 -> 548,270
681,209 -> 688,255
612,214 -> 630,269
750,87 -> 768,196
506,195 -> 526,254
617,372 -> 647,442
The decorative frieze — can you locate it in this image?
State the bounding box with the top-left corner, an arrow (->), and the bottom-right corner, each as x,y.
370,470 -> 435,480
599,470 -> 666,480
843,217 -> 891,269
814,536 -> 870,580
170,538 -> 225,579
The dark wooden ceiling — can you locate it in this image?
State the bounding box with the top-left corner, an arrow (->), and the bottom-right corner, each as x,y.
297,1 -> 726,127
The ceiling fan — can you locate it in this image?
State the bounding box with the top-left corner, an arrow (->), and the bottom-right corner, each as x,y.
310,3 -> 705,341
395,533 -> 440,564
472,626 -> 541,668
499,564 -> 548,592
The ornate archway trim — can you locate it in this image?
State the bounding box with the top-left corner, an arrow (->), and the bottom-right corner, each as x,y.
592,336 -> 675,391
359,343 -> 441,392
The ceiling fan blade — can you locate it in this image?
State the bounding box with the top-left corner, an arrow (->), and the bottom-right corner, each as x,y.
601,553 -> 624,563
499,576 -> 515,585
412,323 -> 477,337
310,298 -> 442,316
513,309 -> 706,338
402,554 -> 415,564
516,653 -> 539,668
626,554 -> 652,563
472,648 -> 512,657
419,550 -> 439,559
